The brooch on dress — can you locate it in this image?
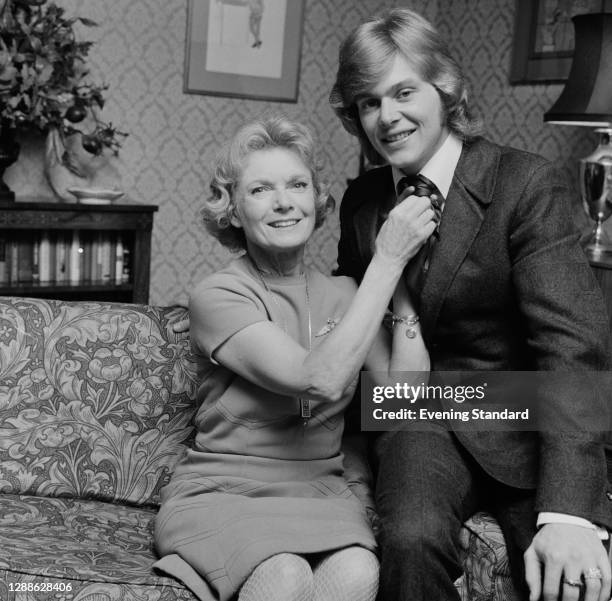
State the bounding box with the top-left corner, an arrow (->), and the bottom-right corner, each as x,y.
315,318 -> 339,337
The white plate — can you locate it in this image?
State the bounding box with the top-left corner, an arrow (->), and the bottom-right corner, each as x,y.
68,188 -> 125,204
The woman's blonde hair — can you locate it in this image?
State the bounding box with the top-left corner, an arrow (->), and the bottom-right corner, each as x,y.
330,8 -> 482,165
202,116 -> 332,251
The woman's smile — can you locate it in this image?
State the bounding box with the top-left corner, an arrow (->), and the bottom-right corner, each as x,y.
268,218 -> 301,228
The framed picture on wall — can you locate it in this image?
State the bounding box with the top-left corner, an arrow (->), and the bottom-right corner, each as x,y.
510,0 -> 612,83
184,0 -> 305,102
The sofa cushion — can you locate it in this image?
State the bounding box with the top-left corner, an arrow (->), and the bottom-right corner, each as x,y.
0,493 -> 196,600
0,297 -> 198,507
0,499 -> 516,601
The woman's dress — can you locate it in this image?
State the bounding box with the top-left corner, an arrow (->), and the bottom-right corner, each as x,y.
154,256 -> 376,601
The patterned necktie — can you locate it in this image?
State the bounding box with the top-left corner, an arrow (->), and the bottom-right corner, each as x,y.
396,173 -> 443,229
396,174 -> 444,305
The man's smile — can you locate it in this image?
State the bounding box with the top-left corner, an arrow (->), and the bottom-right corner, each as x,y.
381,129 -> 416,144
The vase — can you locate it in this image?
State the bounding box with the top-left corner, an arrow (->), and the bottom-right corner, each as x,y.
0,124 -> 19,202
45,127 -> 122,202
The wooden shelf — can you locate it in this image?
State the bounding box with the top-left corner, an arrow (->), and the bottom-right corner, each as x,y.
0,200 -> 158,303
0,282 -> 133,294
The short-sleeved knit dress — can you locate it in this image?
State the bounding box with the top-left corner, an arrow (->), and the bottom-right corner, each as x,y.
153,256 -> 376,601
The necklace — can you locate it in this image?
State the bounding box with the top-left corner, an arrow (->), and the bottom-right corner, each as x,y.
251,259 -> 313,427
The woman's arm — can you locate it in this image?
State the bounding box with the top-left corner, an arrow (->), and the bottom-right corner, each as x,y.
201,193 -> 434,402
364,276 -> 429,377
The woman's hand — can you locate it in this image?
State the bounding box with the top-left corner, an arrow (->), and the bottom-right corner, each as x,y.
374,192 -> 437,268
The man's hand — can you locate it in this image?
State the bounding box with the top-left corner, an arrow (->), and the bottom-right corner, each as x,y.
524,523 -> 611,601
171,317 -> 190,334
165,306 -> 190,334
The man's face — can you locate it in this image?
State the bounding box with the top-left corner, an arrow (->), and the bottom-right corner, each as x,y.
356,53 -> 450,174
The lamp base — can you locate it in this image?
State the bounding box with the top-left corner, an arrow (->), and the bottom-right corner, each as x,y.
584,239 -> 612,261
581,128 -> 612,258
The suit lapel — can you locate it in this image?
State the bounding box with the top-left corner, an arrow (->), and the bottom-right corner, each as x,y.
420,139 -> 500,335
420,181 -> 485,334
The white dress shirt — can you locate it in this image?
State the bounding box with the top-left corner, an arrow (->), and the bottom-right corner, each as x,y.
391,132 -> 462,199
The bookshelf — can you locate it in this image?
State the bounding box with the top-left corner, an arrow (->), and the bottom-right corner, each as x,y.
0,200 -> 158,303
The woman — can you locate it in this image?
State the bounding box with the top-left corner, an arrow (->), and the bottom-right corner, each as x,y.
154,116 -> 434,601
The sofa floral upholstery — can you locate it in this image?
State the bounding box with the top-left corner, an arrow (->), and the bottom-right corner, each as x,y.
0,297 -> 198,601
457,512 -> 520,601
0,296 -> 516,601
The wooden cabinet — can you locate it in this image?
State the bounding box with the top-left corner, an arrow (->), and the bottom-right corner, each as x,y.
590,255 -> 612,333
0,201 -> 158,303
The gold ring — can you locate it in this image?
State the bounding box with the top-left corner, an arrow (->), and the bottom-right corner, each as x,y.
563,577 -> 583,588
585,567 -> 603,580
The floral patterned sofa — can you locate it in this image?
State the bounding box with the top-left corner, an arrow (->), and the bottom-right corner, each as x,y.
0,296 -> 518,601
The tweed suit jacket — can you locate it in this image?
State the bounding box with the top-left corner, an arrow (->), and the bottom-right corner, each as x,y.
337,136 -> 612,528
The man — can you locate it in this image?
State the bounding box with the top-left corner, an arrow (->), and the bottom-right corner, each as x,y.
330,8 -> 611,601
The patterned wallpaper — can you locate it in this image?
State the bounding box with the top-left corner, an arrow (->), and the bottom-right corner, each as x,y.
436,0 -> 595,232
6,0 -> 597,304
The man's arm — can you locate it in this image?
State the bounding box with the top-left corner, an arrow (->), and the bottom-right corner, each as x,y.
509,161 -> 610,516
508,159 -> 611,600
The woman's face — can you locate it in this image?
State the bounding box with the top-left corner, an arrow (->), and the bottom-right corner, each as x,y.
231,147 -> 317,260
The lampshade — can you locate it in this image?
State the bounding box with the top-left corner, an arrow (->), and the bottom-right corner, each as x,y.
544,13 -> 612,127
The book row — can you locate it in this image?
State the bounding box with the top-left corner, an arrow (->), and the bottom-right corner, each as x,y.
0,231 -> 132,286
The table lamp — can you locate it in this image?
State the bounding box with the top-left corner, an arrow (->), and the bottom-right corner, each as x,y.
544,13 -> 612,259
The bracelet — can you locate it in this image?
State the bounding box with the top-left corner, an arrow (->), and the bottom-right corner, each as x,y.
384,311 -> 420,338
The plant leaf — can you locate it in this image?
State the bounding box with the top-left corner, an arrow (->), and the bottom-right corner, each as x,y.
77,17 -> 98,27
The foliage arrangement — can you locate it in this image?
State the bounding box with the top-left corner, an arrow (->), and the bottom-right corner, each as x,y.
0,0 -> 126,155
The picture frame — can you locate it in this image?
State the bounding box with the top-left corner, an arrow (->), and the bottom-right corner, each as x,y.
184,0 -> 305,102
509,0 -> 611,84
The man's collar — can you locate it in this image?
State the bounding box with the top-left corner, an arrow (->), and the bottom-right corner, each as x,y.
392,133 -> 463,197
